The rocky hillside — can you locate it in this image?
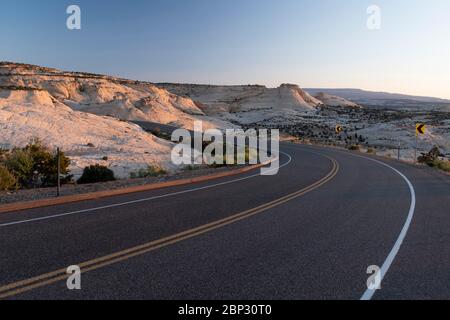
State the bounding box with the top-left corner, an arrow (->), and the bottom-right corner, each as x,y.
314,92 -> 361,108
0,62 -> 230,131
306,88 -> 450,111
158,83 -> 323,125
0,87 -> 176,178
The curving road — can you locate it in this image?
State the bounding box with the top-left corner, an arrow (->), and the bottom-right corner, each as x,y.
0,143 -> 449,300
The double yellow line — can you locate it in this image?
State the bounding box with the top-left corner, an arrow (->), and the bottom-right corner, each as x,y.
0,156 -> 339,299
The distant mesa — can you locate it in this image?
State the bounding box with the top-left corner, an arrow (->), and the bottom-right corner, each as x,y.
313,92 -> 361,108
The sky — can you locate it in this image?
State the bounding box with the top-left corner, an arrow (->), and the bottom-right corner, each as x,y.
1,0 -> 450,99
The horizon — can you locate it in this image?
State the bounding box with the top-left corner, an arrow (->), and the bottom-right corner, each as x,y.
3,60 -> 449,102
2,0 -> 450,99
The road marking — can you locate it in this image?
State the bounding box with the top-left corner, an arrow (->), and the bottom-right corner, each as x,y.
0,152 -> 292,228
0,155 -> 339,299
300,146 -> 416,301
358,155 -> 416,300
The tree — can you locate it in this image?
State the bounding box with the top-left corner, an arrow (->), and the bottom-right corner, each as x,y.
3,139 -> 72,188
418,146 -> 444,165
0,165 -> 17,191
77,165 -> 115,184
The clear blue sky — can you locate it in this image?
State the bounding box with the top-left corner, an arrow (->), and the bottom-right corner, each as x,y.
1,0 -> 450,98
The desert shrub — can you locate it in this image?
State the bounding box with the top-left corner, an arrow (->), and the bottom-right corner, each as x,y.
418,146 -> 443,165
0,165 -> 17,191
4,149 -> 34,185
183,165 -> 201,171
86,143 -> 95,148
348,144 -> 360,151
366,148 -> 376,154
434,159 -> 450,172
29,141 -> 71,186
77,165 -> 116,184
130,165 -> 167,179
14,139 -> 72,187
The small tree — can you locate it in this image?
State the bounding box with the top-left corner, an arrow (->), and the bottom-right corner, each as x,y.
78,165 -> 116,184
5,149 -> 34,187
25,139 -> 72,187
418,146 -> 443,165
4,139 -> 72,188
0,164 -> 17,191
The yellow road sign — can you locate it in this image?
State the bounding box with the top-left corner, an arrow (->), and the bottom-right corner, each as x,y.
416,124 -> 426,135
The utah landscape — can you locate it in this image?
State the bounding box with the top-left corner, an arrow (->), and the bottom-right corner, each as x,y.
1,0 -> 450,306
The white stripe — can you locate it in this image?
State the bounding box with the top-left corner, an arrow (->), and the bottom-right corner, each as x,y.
327,152 -> 416,301
0,152 -> 293,228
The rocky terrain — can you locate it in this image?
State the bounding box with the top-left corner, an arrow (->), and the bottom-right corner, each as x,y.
158,83 -> 324,125
0,62 -> 232,131
306,88 -> 450,111
0,87 -> 175,178
0,62 -> 449,180
313,92 -> 361,109
247,105 -> 450,160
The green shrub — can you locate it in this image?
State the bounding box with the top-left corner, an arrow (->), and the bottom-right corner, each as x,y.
27,141 -> 71,186
4,149 -> 34,184
0,165 -> 17,191
78,165 -> 116,184
431,159 -> 450,172
418,146 -> 443,165
183,165 -> 201,171
6,139 -> 72,187
130,165 -> 167,179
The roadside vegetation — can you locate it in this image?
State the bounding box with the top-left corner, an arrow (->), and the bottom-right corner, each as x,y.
0,139 -> 72,190
418,146 -> 450,173
0,164 -> 17,191
130,165 -> 167,179
77,164 -> 116,184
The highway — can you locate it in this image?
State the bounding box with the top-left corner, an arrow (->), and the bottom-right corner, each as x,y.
0,143 -> 449,300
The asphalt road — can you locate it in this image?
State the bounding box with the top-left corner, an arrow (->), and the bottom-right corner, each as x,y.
0,143 -> 449,300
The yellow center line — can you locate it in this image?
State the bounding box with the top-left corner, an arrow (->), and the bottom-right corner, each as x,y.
0,156 -> 339,299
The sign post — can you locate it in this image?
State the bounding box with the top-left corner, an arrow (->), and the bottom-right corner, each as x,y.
57,147 -> 61,197
415,124 -> 426,164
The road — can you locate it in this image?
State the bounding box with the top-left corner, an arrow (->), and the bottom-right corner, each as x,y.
0,143 -> 449,300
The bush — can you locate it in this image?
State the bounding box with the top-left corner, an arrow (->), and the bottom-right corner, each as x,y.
435,160 -> 450,172
348,144 -> 360,151
26,140 -> 72,186
5,139 -> 72,188
78,165 -> 116,184
183,165 -> 201,171
0,165 -> 17,191
4,149 -> 34,185
418,146 -> 443,165
366,148 -> 376,154
130,165 -> 167,179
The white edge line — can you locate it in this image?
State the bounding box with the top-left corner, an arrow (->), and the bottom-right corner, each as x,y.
333,152 -> 416,301
0,152 -> 293,228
